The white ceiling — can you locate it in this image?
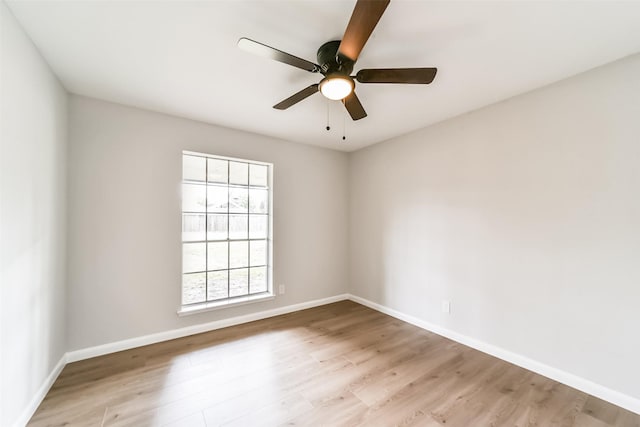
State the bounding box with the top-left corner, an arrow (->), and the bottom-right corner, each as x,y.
7,1 -> 640,152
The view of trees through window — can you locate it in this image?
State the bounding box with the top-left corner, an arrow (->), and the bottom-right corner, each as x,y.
181,153 -> 271,305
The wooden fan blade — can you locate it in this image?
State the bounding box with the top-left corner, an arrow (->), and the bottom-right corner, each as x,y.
356,67 -> 438,84
338,0 -> 390,62
238,38 -> 319,73
343,91 -> 367,120
273,84 -> 319,110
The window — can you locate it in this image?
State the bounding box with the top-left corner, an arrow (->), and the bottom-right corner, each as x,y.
181,152 -> 272,310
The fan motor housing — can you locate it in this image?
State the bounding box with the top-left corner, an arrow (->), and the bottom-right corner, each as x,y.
317,40 -> 354,76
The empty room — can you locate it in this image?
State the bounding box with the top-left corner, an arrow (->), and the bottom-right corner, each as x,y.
1,0 -> 640,426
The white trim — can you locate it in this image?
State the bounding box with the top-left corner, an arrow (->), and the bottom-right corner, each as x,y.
177,293 -> 275,316
13,354 -> 67,427
182,150 -> 272,166
67,294 -> 349,363
19,294 -> 638,425
16,295 -> 349,425
347,294 -> 640,415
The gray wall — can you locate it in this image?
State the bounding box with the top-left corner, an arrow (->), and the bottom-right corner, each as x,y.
66,96 -> 349,351
0,2 -> 68,426
3,4 -> 640,421
349,54 -> 640,400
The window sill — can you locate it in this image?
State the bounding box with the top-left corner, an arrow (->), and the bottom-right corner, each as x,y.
177,293 -> 275,317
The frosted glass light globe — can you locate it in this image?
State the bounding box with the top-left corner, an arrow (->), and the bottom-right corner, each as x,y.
319,76 -> 354,100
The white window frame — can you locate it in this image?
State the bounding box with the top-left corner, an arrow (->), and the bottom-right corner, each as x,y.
178,151 -> 274,316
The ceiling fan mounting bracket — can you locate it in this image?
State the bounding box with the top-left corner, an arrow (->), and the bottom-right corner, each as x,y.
317,40 -> 354,76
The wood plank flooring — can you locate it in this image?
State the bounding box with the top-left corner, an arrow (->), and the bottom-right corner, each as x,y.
28,301 -> 640,427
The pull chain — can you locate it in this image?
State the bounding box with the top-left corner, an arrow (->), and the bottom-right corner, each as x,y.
326,101 -> 331,131
342,111 -> 346,141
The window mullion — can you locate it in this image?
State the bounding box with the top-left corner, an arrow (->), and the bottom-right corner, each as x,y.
227,160 -> 230,299
247,163 -> 251,295
205,159 -> 209,302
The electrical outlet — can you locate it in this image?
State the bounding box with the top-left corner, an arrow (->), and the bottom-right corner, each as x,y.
442,300 -> 451,314
278,284 -> 285,295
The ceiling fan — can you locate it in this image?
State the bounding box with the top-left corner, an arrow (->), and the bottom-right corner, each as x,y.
238,0 -> 437,121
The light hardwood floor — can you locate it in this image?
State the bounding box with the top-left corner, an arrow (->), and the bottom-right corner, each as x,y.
29,301 -> 639,427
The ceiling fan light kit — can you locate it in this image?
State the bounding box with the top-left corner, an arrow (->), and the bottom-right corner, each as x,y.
319,75 -> 355,100
238,0 -> 437,121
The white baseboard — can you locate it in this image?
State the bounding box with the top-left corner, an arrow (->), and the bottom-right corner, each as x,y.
67,294 -> 349,363
347,294 -> 640,415
15,294 -> 349,426
13,353 -> 67,427
17,292 -> 638,427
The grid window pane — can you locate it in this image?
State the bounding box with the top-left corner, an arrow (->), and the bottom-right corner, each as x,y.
249,189 -> 268,214
183,184 -> 206,212
183,214 -> 205,242
250,267 -> 267,294
250,240 -> 266,266
249,164 -> 268,187
229,162 -> 248,185
229,240 -> 248,268
208,158 -> 228,184
207,270 -> 228,301
249,215 -> 268,239
182,273 -> 206,304
207,214 -> 227,240
207,185 -> 228,213
207,242 -> 228,270
183,243 -> 205,273
229,187 -> 248,213
183,155 -> 206,182
230,268 -> 249,297
229,215 -> 248,240
182,153 -> 271,306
